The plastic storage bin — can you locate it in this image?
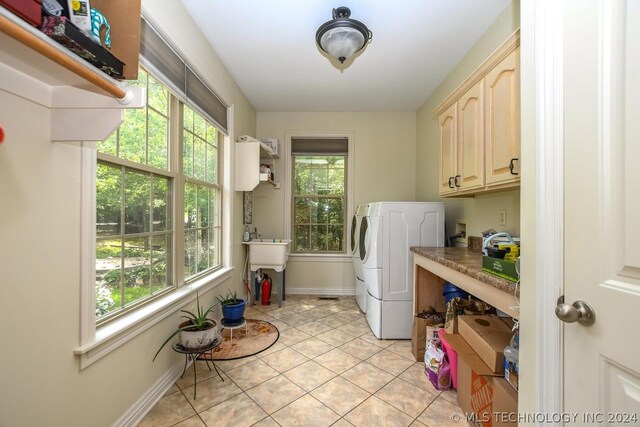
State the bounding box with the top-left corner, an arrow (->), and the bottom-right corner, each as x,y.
442,283 -> 469,305
438,329 -> 459,389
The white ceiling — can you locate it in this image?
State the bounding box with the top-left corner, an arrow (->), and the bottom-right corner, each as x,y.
180,0 -> 510,112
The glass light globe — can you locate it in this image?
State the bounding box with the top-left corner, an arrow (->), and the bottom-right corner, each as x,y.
320,27 -> 366,63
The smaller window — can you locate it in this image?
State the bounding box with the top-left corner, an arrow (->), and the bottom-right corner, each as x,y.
291,138 -> 348,253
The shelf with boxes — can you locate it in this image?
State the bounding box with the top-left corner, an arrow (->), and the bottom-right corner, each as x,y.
411,247 -> 519,426
0,2 -> 144,141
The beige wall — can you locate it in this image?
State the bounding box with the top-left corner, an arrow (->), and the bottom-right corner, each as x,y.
415,1 -> 521,240
254,112 -> 417,292
0,1 -> 255,425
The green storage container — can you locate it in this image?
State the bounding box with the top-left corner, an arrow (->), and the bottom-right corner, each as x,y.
482,256 -> 519,282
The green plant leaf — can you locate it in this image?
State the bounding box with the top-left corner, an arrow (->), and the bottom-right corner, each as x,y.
153,325 -> 191,361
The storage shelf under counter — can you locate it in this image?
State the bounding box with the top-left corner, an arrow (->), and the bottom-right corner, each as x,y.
411,247 -> 518,318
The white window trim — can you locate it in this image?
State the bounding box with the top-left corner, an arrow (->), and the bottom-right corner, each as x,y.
284,131 -> 355,259
75,112 -> 234,369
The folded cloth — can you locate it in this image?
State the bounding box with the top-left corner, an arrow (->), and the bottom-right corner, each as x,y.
238,135 -> 259,142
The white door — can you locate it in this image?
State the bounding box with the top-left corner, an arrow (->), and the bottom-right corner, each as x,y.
562,0 -> 640,420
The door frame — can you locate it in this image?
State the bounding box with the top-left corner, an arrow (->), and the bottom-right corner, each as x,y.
531,0 -> 564,422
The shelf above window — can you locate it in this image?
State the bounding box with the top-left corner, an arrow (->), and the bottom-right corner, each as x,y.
0,7 -> 144,141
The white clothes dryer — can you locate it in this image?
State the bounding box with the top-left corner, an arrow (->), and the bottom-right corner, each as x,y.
360,202 -> 444,339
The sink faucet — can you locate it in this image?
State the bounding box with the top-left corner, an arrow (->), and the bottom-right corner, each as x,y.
249,227 -> 261,241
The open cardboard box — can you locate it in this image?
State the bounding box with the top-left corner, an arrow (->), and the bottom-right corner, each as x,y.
91,0 -> 141,79
445,334 -> 518,427
458,315 -> 513,374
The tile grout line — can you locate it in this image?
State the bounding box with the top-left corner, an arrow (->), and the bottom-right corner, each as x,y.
157,296 -> 444,427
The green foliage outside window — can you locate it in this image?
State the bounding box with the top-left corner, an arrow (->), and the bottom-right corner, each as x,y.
293,156 -> 346,253
95,66 -> 222,321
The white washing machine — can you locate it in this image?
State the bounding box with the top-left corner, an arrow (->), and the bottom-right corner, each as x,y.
351,204 -> 368,312
360,202 -> 445,339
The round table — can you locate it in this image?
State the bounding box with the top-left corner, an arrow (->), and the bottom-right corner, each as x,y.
172,338 -> 224,399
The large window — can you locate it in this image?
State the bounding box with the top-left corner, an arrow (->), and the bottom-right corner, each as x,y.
95,67 -> 222,322
183,106 -> 221,279
292,138 -> 348,253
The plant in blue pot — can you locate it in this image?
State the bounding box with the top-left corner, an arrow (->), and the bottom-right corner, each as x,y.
216,289 -> 246,326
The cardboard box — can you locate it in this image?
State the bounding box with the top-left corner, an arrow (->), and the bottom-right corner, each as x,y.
458,315 -> 512,374
447,334 -> 517,427
500,317 -> 515,330
482,256 -> 519,282
91,0 -> 141,79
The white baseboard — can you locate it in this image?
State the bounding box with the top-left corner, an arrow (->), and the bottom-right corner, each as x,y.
284,288 -> 356,296
113,361 -> 185,427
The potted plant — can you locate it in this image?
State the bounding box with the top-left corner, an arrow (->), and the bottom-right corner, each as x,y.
217,289 -> 246,325
153,292 -> 220,361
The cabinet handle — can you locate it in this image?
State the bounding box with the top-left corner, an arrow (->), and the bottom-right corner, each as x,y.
454,175 -> 461,187
448,177 -> 454,188
509,158 -> 519,175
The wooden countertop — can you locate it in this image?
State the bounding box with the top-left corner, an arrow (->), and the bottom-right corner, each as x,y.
410,247 -> 518,314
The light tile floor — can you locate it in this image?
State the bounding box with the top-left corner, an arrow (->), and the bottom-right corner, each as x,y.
139,296 -> 464,427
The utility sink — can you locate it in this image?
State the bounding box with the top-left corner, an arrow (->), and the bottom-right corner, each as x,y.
242,239 -> 291,271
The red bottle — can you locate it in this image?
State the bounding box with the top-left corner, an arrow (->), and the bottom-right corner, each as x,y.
261,274 -> 272,305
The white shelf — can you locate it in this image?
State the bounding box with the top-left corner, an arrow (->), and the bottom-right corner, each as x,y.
259,142 -> 275,159
235,140 -> 280,191
0,8 -> 145,141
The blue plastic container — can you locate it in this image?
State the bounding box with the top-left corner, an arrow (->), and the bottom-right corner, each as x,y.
442,283 -> 469,305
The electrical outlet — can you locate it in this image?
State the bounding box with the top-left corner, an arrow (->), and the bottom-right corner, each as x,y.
499,209 -> 507,226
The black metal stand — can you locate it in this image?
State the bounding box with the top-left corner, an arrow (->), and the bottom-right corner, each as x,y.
172,339 -> 223,399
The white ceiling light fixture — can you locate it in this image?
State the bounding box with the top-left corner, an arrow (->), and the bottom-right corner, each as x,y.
315,6 -> 372,64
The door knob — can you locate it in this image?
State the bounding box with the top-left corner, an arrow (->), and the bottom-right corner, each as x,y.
555,296 -> 596,326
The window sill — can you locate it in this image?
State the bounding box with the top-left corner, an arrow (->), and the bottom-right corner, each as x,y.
287,254 -> 353,263
74,266 -> 234,369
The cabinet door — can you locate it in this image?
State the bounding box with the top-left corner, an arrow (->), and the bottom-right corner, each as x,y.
438,103 -> 457,196
457,81 -> 485,192
485,47 -> 520,186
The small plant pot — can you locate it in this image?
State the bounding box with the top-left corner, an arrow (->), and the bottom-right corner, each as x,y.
221,299 -> 246,325
178,320 -> 219,349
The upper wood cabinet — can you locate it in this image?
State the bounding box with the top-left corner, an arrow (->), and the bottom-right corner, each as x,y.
457,81 -> 485,192
434,31 -> 520,197
439,103 -> 457,196
485,48 -> 520,186
439,82 -> 484,196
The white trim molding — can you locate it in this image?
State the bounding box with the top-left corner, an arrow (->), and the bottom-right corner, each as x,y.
287,254 -> 353,263
534,0 -> 564,422
75,267 -> 234,369
113,359 -> 185,427
285,287 -> 356,296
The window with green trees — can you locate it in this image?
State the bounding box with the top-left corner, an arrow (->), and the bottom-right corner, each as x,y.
293,155 -> 346,253
95,67 -> 222,321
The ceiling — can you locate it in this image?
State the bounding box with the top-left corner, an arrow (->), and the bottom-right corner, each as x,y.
180,0 -> 510,112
